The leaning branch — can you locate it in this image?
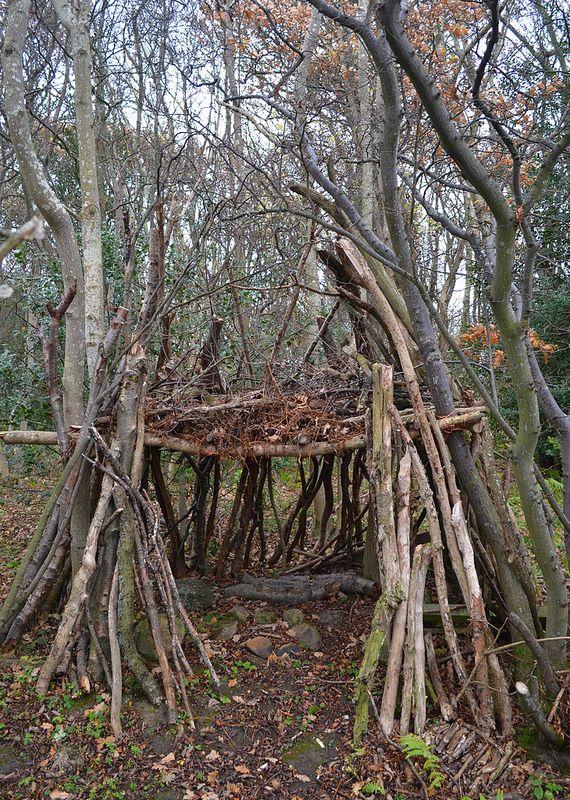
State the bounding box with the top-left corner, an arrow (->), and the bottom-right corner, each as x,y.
0,216 -> 44,268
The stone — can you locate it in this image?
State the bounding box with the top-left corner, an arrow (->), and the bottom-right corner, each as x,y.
254,609 -> 276,624
318,609 -> 345,629
282,608 -> 304,626
211,616 -> 238,641
175,577 -> 214,612
245,636 -> 273,659
135,614 -> 185,662
291,622 -> 322,651
275,643 -> 302,657
227,605 -> 249,623
282,734 -> 336,778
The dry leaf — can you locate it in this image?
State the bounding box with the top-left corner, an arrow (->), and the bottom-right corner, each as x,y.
95,735 -> 115,750
50,792 -> 72,799
86,701 -> 106,716
235,764 -> 250,775
160,752 -> 176,764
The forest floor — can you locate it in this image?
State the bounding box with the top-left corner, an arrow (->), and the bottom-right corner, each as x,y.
1,470 -> 570,800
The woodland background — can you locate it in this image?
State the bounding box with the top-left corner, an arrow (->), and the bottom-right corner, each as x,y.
0,0 -> 569,797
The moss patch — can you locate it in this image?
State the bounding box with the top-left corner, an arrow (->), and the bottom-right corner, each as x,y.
281,734 -> 336,778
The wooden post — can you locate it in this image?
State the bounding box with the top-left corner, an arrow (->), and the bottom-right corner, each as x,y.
354,363 -> 404,742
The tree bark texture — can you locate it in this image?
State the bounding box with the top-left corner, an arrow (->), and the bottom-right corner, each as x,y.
2,0 -> 86,427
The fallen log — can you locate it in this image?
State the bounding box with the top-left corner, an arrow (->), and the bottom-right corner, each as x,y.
224,572 -> 378,603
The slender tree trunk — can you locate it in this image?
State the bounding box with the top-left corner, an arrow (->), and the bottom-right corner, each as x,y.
52,0 -> 105,376
491,227 -> 568,664
2,0 -> 85,427
527,344 -> 570,565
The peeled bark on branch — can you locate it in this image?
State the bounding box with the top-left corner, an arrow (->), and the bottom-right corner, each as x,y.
378,448 -> 411,734
400,543 -> 431,735
354,364 -> 406,742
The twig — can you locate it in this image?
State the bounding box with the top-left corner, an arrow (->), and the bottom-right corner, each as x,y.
547,683 -> 568,724
488,740 -> 514,784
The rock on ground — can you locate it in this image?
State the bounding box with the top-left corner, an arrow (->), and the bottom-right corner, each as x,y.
275,643 -> 303,657
175,577 -> 214,612
227,604 -> 249,623
245,636 -> 273,659
282,608 -> 304,626
290,622 -> 322,651
211,616 -> 239,641
254,609 -> 276,624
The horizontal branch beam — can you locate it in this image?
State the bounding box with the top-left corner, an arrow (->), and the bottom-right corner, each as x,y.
144,433 -> 366,458
0,408 -> 485,458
